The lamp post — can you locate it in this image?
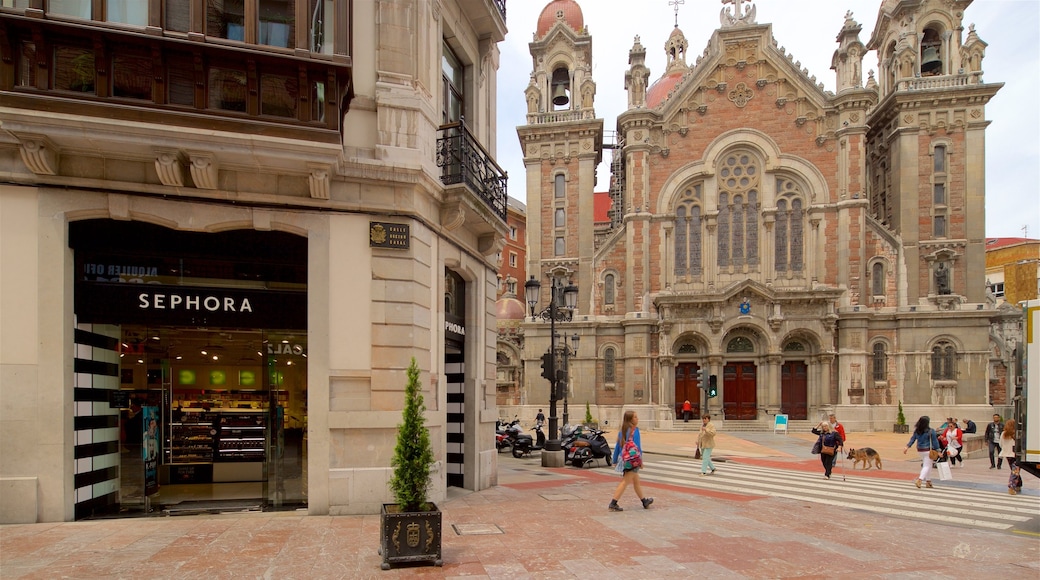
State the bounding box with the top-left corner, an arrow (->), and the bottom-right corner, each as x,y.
559,332 -> 580,429
524,275 -> 578,442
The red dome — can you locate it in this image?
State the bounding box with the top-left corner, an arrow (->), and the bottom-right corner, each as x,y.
496,296 -> 527,321
645,71 -> 685,109
536,0 -> 584,39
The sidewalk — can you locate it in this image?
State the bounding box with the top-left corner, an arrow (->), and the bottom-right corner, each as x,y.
3,431 -> 1038,579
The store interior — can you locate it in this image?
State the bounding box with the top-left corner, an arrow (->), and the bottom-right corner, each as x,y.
116,325 -> 307,515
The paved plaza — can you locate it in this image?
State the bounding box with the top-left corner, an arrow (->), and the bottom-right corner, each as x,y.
3,430 -> 1038,578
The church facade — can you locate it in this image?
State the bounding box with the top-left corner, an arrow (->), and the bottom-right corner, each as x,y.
517,0 -> 1008,431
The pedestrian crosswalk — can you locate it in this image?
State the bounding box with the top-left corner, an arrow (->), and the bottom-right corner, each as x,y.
639,459 -> 1039,532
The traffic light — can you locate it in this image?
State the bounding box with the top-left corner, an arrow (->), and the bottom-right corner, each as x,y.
708,375 -> 718,398
540,352 -> 554,381
700,366 -> 710,391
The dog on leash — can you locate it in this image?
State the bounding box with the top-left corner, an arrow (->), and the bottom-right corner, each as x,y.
846,447 -> 883,470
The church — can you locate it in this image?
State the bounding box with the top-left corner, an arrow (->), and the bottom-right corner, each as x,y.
514,0 -> 1008,432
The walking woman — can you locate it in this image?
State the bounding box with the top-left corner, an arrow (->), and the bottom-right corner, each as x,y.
608,410 -> 653,512
903,415 -> 941,488
811,421 -> 842,479
999,419 -> 1019,494
698,414 -> 717,475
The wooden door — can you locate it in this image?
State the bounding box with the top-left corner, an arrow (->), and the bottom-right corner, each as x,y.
781,361 -> 808,420
722,362 -> 757,420
673,363 -> 701,420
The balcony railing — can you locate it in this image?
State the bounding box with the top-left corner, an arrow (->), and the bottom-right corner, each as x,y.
493,0 -> 507,20
437,121 -> 508,222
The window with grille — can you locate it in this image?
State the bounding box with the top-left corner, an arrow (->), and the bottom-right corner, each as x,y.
604,347 -> 616,383
775,178 -> 804,273
872,343 -> 887,380
930,341 -> 955,380
673,185 -> 702,277
604,273 -> 615,305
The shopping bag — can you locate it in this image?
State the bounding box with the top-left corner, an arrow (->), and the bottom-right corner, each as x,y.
936,460 -> 952,481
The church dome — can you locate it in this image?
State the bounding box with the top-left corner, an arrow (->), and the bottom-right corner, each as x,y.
645,70 -> 685,109
496,295 -> 526,321
536,0 -> 584,39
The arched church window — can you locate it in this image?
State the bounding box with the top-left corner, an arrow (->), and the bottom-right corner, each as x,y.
604,273 -> 615,305
783,341 -> 805,352
673,185 -> 702,277
604,347 -> 616,383
930,340 -> 956,380
727,336 -> 754,353
775,178 -> 804,273
677,343 -> 697,354
717,152 -> 760,268
872,262 -> 885,296
872,342 -> 887,380
554,174 -> 565,198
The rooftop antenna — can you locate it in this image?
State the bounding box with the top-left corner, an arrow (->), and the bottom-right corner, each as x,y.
1023,224 -> 1029,238
669,0 -> 685,27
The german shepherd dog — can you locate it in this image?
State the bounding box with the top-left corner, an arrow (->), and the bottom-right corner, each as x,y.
846,447 -> 883,470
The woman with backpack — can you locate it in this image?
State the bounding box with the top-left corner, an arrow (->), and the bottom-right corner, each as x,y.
608,410 -> 653,512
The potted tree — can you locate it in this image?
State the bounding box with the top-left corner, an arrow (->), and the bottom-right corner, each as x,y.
583,401 -> 597,429
380,357 -> 442,569
893,401 -> 909,433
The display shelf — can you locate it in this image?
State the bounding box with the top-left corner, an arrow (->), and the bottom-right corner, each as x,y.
216,412 -> 267,462
170,413 -> 217,464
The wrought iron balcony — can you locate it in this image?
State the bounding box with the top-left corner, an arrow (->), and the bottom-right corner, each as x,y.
437,121 -> 508,222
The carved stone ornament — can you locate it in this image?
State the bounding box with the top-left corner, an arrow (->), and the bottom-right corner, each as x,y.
308,164 -> 331,199
728,83 -> 754,108
154,149 -> 185,187
18,136 -> 59,176
188,152 -> 219,190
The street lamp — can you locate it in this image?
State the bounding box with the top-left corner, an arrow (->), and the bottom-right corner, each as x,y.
524,275 -> 578,442
559,332 -> 580,428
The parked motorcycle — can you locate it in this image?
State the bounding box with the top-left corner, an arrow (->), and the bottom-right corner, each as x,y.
567,427 -> 612,468
510,421 -> 545,458
496,418 -> 519,453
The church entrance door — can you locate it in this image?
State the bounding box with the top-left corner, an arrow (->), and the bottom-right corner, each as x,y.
674,363 -> 702,421
722,363 -> 757,420
781,361 -> 808,420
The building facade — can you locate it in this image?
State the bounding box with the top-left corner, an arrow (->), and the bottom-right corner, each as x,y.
0,0 -> 508,523
517,0 -> 1007,432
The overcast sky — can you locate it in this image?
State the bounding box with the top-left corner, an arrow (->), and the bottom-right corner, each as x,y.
494,0 -> 1039,240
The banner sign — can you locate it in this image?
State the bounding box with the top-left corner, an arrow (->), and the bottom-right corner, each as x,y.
75,283 -> 306,329
142,406 -> 160,496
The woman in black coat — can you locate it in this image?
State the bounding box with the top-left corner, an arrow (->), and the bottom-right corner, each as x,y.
811,421 -> 842,479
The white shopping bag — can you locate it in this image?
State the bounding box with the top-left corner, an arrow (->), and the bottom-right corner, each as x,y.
936,461 -> 952,481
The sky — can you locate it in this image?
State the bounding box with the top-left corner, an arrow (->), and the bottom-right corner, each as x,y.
494,0 -> 1040,240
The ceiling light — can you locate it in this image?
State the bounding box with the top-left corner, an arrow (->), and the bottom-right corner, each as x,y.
201,350 -> 208,355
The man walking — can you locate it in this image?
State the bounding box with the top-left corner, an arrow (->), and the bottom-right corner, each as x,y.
828,413 -> 846,446
985,413 -> 1003,469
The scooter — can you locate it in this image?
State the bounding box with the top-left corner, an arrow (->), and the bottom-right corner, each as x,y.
568,427 -> 612,468
496,418 -> 519,453
510,421 -> 545,458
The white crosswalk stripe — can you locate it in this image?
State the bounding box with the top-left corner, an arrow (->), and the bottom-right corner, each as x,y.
638,459 -> 1039,531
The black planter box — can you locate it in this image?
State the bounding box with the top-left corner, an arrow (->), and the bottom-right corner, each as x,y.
379,503 -> 442,570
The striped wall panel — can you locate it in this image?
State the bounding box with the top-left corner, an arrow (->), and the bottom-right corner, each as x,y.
445,355 -> 464,488
73,324 -> 122,520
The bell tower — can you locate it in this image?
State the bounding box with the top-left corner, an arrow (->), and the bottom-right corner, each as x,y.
865,0 -> 1000,304
519,0 -> 603,313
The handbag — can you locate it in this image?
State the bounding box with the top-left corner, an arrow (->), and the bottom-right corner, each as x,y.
928,432 -> 940,461
821,444 -> 836,456
811,439 -> 822,455
621,431 -> 642,469
695,446 -> 702,460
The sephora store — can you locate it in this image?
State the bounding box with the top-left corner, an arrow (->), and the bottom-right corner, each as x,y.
69,220 -> 308,518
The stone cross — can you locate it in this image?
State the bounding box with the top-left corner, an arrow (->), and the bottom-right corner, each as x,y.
669,0 -> 685,27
